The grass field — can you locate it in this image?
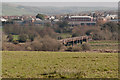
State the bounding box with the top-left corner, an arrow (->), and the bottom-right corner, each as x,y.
89,40 -> 118,50
58,33 -> 72,39
13,35 -> 19,41
2,51 -> 118,78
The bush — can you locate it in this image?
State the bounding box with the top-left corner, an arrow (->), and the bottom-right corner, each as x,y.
81,43 -> 91,51
92,32 -> 105,40
72,33 -> 79,37
65,46 -> 81,52
19,34 -> 28,42
31,41 -> 43,51
40,36 -> 61,51
2,42 -> 26,51
31,36 -> 61,51
12,40 -> 19,44
65,44 -> 91,52
7,34 -> 13,42
28,34 -> 35,41
25,46 -> 32,51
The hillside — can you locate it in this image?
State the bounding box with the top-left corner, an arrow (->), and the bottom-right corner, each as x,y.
2,3 -> 117,16
2,3 -> 35,16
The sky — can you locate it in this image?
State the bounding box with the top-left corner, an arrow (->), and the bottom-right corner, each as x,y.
6,2 -> 117,7
1,0 -> 120,2
1,0 -> 119,7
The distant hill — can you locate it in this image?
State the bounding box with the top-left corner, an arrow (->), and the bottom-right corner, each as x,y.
2,3 -> 117,16
2,3 -> 35,16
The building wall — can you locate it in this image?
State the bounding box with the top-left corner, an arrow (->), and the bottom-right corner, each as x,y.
70,17 -> 92,21
67,16 -> 96,26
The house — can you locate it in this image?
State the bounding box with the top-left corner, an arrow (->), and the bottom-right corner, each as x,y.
0,17 -> 7,22
105,14 -> 117,20
49,16 -> 55,20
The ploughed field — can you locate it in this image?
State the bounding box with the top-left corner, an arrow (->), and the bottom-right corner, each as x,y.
2,51 -> 118,78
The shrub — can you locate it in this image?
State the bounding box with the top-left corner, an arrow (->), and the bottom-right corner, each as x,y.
12,40 -> 19,44
28,34 -> 35,41
31,36 -> 61,51
19,34 -> 28,43
72,33 -> 79,37
7,34 -> 13,42
25,46 -> 32,51
2,42 -> 26,51
92,32 -> 105,40
65,46 -> 81,52
81,43 -> 91,51
40,36 -> 61,51
31,41 -> 43,51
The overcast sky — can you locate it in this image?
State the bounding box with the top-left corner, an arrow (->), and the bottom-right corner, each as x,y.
5,2 -> 117,7
2,0 -> 119,7
2,0 -> 120,2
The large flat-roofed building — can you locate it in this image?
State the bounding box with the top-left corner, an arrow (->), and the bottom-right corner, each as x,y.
69,16 -> 92,21
67,16 -> 96,26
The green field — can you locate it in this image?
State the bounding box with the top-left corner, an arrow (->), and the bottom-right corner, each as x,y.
58,33 -> 72,39
2,51 -> 118,78
13,35 -> 19,41
89,40 -> 118,50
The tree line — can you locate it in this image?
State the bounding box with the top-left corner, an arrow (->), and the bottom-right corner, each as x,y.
2,21 -> 119,51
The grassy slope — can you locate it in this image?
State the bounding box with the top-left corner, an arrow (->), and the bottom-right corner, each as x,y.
2,51 -> 118,78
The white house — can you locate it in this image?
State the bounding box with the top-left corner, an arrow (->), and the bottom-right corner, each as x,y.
0,17 -> 7,22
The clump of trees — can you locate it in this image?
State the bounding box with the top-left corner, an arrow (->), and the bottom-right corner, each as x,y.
71,22 -> 119,40
3,20 -> 119,51
31,36 -> 61,51
54,20 -> 71,33
36,13 -> 45,20
4,24 -> 57,43
100,22 -> 119,40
